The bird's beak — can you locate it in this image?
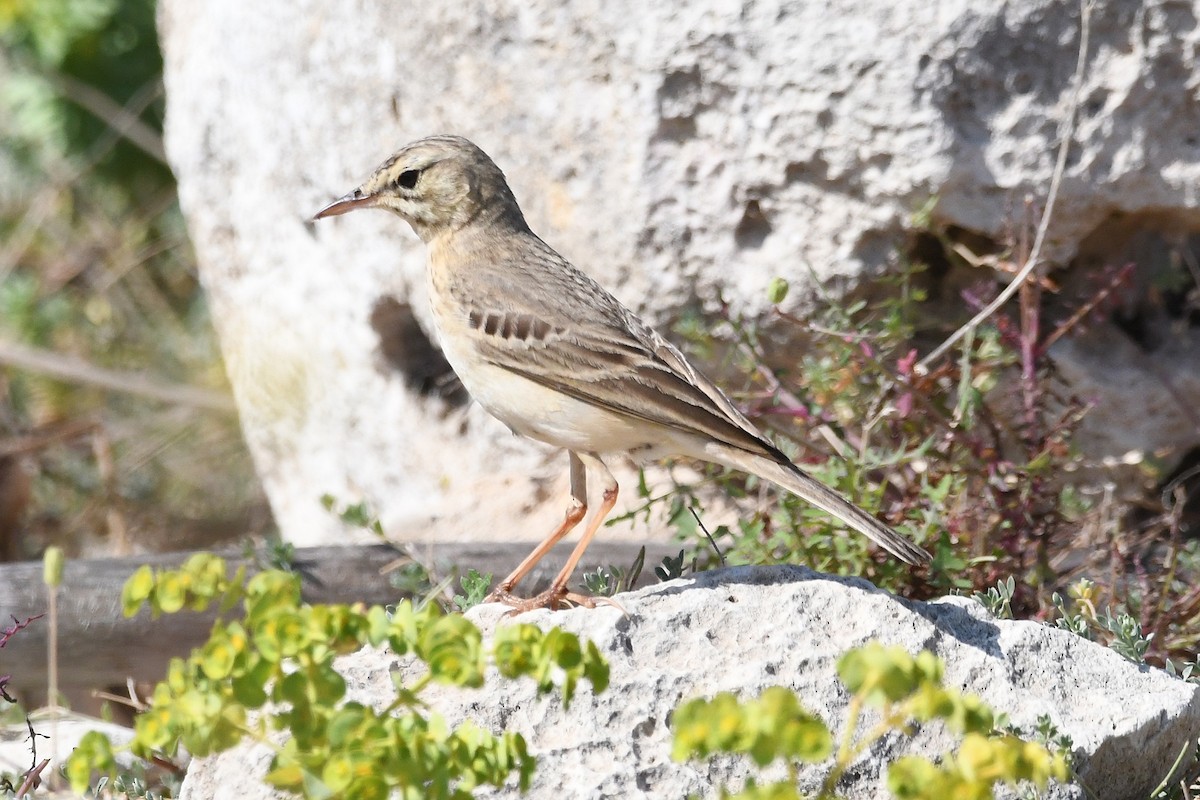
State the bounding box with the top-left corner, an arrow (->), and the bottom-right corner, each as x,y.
312,187 -> 378,220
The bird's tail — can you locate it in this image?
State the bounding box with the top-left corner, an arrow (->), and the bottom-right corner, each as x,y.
705,443 -> 932,566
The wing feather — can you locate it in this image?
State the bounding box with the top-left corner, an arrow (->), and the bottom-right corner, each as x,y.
450,242 -> 787,459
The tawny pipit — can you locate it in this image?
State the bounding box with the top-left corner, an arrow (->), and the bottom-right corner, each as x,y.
315,135 -> 930,610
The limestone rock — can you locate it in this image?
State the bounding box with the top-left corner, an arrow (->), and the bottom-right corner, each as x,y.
179,566 -> 1200,800
156,0 -> 1200,545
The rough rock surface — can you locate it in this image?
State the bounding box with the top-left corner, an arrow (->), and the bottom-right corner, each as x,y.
179,566 -> 1200,800
156,0 -> 1200,545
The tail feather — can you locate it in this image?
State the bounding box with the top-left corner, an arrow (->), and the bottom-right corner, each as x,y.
706,443 -> 932,566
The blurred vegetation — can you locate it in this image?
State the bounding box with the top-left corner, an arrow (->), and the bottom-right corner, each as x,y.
626,227 -> 1200,673
0,0 -> 269,560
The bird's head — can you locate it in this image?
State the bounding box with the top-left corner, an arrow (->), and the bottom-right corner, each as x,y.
313,135 -> 525,241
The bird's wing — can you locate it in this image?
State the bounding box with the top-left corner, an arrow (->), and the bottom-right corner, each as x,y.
459,245 -> 782,460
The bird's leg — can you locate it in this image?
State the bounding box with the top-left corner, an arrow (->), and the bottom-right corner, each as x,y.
509,453 -> 618,612
485,451 -> 587,604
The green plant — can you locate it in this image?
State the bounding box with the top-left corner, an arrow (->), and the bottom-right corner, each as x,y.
1165,656 -> 1200,684
1024,714 -> 1075,760
453,568 -> 492,611
66,554 -> 609,799
655,549 -> 688,582
660,265 -> 1036,596
242,536 -> 297,573
582,547 -> 650,597
1051,579 -> 1155,665
638,233 -> 1200,672
582,564 -> 627,597
673,644 -> 1069,800
974,576 -> 1016,620
101,759 -> 184,800
320,494 -> 385,537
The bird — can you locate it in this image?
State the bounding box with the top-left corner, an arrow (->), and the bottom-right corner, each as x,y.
314,135 -> 930,611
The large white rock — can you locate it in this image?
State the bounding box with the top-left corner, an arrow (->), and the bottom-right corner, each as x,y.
178,566 -> 1200,799
157,0 -> 1200,545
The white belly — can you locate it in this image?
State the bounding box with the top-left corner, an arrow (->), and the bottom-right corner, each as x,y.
432,301 -> 666,456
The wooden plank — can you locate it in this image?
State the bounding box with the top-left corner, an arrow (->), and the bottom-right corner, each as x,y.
0,540 -> 685,711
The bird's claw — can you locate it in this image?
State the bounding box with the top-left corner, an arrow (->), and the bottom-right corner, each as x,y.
483,585 -> 613,616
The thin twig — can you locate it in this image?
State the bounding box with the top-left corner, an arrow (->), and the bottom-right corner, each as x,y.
729,311 -> 856,459
689,507 -> 726,567
42,70 -> 167,164
1038,262 -> 1133,351
20,713 -> 39,777
0,614 -> 45,650
0,418 -> 99,459
90,688 -> 147,711
47,588 -> 59,791
15,757 -> 49,798
92,429 -> 130,553
917,0 -> 1093,373
0,339 -> 236,413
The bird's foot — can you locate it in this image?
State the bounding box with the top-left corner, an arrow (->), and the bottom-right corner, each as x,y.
482,587 -> 520,606
484,585 -> 616,616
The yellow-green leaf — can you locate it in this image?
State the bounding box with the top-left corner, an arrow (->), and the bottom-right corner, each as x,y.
156,571 -> 186,614
265,764 -> 305,789
122,565 -> 155,616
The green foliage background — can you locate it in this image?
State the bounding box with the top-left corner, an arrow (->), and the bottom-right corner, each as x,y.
0,0 -> 267,557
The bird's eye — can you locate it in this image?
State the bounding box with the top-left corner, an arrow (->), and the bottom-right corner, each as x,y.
396,169 -> 421,190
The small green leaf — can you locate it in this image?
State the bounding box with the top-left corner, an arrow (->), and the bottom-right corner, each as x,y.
584,641 -> 610,694
64,730 -> 114,794
767,276 -> 790,304
544,628 -> 582,669
837,643 -> 921,705
366,605 -> 392,646
122,565 -> 155,616
326,704 -> 369,746
156,571 -> 186,614
200,633 -> 238,680
219,564 -> 247,613
454,568 -> 492,611
421,614 -> 484,687
671,692 -> 745,761
183,552 -> 225,608
888,755 -> 945,798
386,600 -> 423,654
755,686 -> 831,763
307,660 -> 347,704
493,624 -> 541,678
322,753 -> 355,792
231,656 -> 272,707
265,764 -> 305,790
134,706 -> 173,750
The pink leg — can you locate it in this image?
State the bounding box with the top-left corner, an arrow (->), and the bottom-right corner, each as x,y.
486,452 -> 587,602
504,453 -> 618,613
